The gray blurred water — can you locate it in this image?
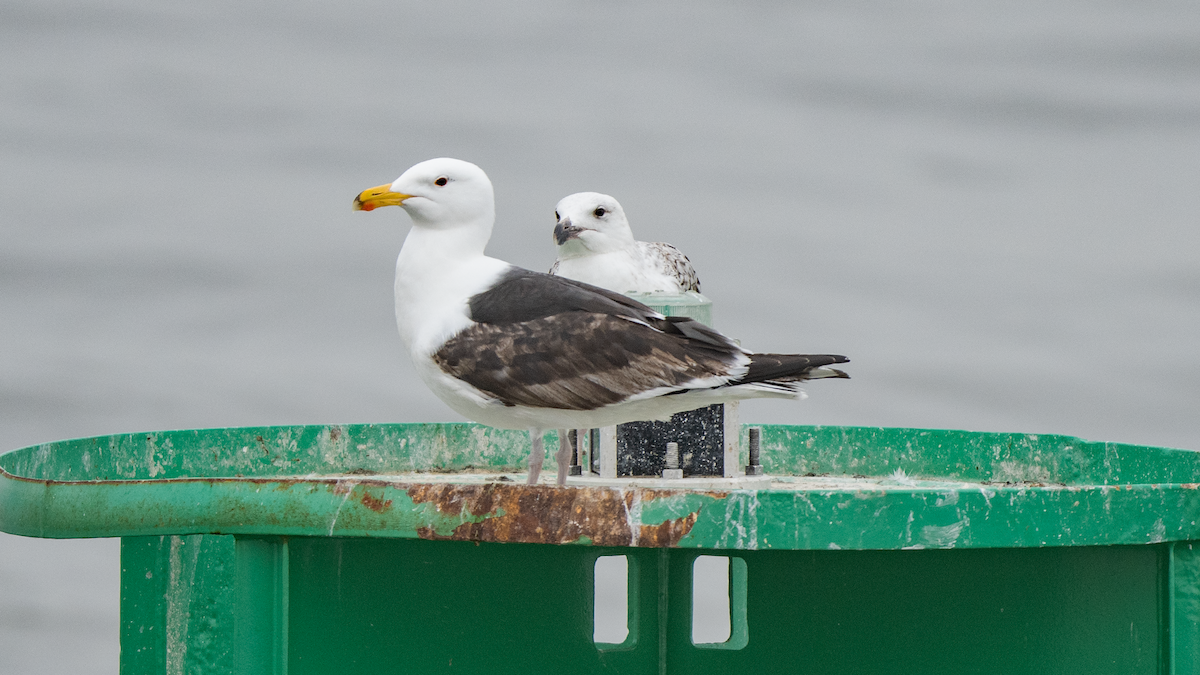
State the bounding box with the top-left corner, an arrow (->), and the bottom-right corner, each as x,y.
2,1 -> 1199,671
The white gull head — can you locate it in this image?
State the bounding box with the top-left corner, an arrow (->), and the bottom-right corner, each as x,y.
550,191 -> 700,294
354,157 -> 509,362
356,157 -> 494,234
553,192 -> 635,259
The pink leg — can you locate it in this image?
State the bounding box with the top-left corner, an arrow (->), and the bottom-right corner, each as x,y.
555,431 -> 571,487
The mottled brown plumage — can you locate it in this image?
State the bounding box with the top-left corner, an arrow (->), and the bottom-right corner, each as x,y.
433,312 -> 736,410
431,269 -> 848,412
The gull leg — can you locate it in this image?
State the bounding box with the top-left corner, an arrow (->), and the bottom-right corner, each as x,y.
555,430 -> 571,487
526,429 -> 545,485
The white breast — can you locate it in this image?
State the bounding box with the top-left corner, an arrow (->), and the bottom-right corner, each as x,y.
392,232 -> 510,359
553,248 -> 682,294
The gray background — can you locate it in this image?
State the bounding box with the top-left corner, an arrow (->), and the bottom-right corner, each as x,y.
2,1 -> 1199,672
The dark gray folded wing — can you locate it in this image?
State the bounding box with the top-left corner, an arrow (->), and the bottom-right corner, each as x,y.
432,312 -> 740,410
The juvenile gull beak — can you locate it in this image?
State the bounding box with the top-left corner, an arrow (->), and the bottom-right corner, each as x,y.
554,219 -> 584,245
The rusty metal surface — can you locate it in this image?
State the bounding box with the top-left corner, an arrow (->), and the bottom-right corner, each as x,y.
407,482 -> 715,546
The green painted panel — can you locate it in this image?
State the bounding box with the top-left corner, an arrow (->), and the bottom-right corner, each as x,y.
290,539 -> 1170,674
1171,542 -> 1200,673
670,546 -> 1160,675
120,537 -> 168,674
234,537 -> 288,675
120,535 -> 236,675
287,538 -> 660,675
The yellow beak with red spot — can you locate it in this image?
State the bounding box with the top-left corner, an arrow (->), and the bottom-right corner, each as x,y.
353,184 -> 412,211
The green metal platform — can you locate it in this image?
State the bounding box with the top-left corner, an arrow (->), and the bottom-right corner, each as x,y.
3,423 -> 1200,674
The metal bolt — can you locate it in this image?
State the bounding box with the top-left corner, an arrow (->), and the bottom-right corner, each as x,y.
662,441 -> 683,479
745,427 -> 763,476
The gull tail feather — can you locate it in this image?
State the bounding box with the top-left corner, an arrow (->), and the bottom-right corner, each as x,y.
740,353 -> 850,385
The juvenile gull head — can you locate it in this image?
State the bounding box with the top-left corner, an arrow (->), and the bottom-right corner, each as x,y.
550,191 -> 700,294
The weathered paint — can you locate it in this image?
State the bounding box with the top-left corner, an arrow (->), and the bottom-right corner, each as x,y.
3,423 -> 1200,550
5,422 -> 1200,675
121,535 -> 236,675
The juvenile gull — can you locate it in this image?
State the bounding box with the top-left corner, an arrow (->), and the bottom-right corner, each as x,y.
354,158 -> 849,487
549,192 -> 700,294
549,192 -> 700,475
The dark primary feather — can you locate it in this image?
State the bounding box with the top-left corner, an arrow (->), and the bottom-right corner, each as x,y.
741,353 -> 850,383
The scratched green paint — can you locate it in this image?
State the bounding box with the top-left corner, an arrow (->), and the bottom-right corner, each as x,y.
754,424 -> 1200,485
4,423 -> 1200,550
637,490 -> 722,525
2,423 -> 545,482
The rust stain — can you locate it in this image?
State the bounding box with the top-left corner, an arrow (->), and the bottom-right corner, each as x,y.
1183,483 -> 1200,490
329,427 -> 342,442
407,483 -> 712,547
360,490 -> 393,513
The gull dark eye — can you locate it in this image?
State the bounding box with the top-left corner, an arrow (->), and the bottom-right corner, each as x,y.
593,207 -> 606,217
434,176 -> 449,187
